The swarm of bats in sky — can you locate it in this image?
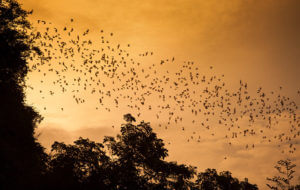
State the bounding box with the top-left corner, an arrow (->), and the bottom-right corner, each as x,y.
26,19 -> 299,155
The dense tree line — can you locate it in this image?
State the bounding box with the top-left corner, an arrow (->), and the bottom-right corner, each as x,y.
40,113 -> 258,190
0,0 -> 298,189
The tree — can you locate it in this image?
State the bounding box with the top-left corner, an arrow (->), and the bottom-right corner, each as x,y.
266,159 -> 297,190
46,137 -> 112,190
195,168 -> 258,190
44,113 -> 260,190
104,114 -> 196,189
0,0 -> 47,189
240,178 -> 259,190
47,114 -> 196,190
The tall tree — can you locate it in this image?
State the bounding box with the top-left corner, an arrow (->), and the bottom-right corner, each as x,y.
104,114 -> 196,189
0,0 -> 47,189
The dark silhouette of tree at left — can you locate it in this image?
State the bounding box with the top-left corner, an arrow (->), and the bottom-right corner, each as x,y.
0,0 -> 47,189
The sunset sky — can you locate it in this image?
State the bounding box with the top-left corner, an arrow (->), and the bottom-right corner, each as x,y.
20,0 -> 300,188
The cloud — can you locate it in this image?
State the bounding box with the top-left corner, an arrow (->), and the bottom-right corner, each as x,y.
36,124 -> 73,150
36,123 -> 116,150
71,126 -> 115,142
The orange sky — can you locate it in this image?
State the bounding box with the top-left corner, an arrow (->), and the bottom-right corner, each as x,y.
20,0 -> 300,188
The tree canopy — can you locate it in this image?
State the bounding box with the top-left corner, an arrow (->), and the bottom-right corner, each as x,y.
195,168 -> 258,190
42,114 -> 259,190
0,0 -> 46,189
45,114 -> 196,190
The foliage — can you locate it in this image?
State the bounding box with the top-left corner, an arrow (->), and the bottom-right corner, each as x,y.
45,138 -> 112,189
105,115 -> 196,189
0,0 -> 47,189
195,168 -> 258,190
44,114 -> 259,190
46,114 -> 196,190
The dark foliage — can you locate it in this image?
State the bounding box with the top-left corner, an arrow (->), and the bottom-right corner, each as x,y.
0,0 -> 47,189
44,114 -> 259,190
195,168 -> 258,190
45,114 -> 196,190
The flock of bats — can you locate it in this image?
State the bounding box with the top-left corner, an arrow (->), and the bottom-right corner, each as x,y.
26,19 -> 299,156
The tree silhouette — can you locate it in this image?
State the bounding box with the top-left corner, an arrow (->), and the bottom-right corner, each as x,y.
195,168 -> 258,190
45,137 -> 112,189
45,114 -> 259,190
266,159 -> 298,190
0,0 -> 47,189
104,114 -> 196,189
46,114 -> 196,190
